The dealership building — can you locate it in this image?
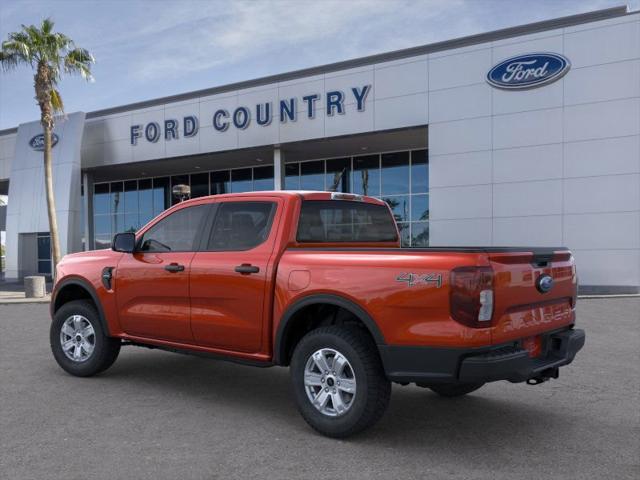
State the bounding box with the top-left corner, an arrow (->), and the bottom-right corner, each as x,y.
0,5 -> 638,293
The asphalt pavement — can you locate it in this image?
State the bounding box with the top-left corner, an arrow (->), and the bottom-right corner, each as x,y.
1,298 -> 638,479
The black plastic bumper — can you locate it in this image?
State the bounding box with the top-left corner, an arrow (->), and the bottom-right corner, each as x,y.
379,328 -> 585,384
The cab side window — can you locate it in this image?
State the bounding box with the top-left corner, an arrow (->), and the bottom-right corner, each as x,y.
207,202 -> 275,251
139,205 -> 208,252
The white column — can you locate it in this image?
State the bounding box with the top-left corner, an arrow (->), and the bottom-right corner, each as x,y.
273,147 -> 286,190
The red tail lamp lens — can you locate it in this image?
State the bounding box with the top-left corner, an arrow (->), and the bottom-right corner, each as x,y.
450,267 -> 494,328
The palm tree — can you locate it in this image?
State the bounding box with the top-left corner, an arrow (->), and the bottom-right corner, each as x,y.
0,18 -> 94,273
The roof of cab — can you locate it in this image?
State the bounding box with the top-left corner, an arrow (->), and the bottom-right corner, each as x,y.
175,190 -> 387,206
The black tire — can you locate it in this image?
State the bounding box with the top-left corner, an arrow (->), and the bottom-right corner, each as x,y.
50,300 -> 121,377
290,325 -> 391,438
429,382 -> 484,397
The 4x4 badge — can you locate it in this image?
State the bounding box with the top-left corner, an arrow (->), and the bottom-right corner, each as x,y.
396,273 -> 442,288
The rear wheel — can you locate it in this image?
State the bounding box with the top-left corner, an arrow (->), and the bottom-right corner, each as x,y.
428,382 -> 484,397
290,326 -> 391,438
50,300 -> 121,377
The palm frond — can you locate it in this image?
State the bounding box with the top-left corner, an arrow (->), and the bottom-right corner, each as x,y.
50,88 -> 64,113
0,51 -> 20,70
41,17 -> 54,35
64,47 -> 94,81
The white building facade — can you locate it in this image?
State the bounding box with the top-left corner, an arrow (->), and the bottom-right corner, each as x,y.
0,6 -> 638,293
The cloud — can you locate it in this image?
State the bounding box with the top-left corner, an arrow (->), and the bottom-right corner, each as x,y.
88,0 -> 471,81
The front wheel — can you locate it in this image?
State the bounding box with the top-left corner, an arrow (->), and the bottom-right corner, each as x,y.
50,300 -> 121,377
290,326 -> 391,438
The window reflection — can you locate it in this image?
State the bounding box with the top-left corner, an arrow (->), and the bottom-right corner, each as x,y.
411,222 -> 429,247
397,222 -> 410,247
190,173 -> 209,198
93,183 -> 109,215
285,163 -> 300,189
231,168 -> 252,193
253,166 -> 274,191
300,160 -> 324,190
411,194 -> 429,221
211,171 -> 230,195
383,196 -> 410,223
411,149 -> 428,193
352,155 -> 380,197
92,149 -> 429,249
326,158 -> 350,193
153,177 -> 170,216
381,152 -> 409,195
110,182 -> 123,216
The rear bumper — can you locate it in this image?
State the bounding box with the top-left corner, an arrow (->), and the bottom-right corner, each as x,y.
379,328 -> 585,384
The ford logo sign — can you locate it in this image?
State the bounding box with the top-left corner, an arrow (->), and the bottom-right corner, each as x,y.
29,133 -> 59,151
487,53 -> 570,90
536,274 -> 554,294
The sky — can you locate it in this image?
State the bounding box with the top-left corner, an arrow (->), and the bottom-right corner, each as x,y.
0,0 -> 636,130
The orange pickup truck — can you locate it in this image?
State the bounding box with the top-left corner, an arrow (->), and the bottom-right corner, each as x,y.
50,191 -> 585,437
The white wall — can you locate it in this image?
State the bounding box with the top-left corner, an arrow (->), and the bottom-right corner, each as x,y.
0,133 -> 16,181
428,12 -> 640,290
81,57 -> 429,168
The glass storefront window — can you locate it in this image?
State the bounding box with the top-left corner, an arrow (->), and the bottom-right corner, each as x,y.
110,182 -> 123,216
124,180 -> 138,213
91,148 -> 429,249
300,160 -> 324,190
411,222 -> 429,247
353,155 -> 380,197
411,194 -> 429,222
37,232 -> 52,275
211,171 -> 230,195
383,196 -> 410,223
138,179 -> 154,227
190,172 -> 210,198
285,163 -> 300,189
253,166 -> 274,191
381,151 -> 410,195
94,183 -> 109,215
326,158 -> 350,193
231,168 -> 252,193
153,177 -> 170,216
411,149 -> 428,193
123,180 -> 139,233
397,222 -> 410,247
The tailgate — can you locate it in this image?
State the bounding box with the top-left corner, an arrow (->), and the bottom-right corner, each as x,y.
489,248 -> 577,345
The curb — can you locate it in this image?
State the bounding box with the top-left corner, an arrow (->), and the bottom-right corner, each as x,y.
0,296 -> 51,305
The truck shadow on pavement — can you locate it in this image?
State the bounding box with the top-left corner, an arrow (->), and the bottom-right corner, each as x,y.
83,346 -> 565,450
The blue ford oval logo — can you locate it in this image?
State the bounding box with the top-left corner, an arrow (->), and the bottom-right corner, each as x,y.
29,133 -> 59,151
487,53 -> 570,90
536,274 -> 554,294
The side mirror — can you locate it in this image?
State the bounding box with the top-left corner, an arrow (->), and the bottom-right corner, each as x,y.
112,232 -> 136,253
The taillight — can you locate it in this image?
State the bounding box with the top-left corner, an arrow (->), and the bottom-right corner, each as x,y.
450,266 -> 494,328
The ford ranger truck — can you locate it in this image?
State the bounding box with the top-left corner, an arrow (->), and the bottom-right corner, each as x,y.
50,191 -> 585,438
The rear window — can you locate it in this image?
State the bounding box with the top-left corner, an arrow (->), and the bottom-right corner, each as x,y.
297,200 -> 398,243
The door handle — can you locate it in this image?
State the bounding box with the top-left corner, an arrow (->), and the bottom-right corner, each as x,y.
235,264 -> 260,274
164,263 -> 185,273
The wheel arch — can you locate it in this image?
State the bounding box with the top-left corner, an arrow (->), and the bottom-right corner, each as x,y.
52,277 -> 111,336
274,294 -> 386,366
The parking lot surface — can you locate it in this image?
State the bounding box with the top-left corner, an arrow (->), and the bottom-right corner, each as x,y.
1,298 -> 638,479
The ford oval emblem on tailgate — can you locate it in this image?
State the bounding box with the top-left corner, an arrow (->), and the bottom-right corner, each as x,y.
536,274 -> 554,293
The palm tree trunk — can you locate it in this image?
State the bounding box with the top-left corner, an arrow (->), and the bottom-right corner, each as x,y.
43,123 -> 61,275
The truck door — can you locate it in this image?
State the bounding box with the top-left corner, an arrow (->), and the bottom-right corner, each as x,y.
115,204 -> 209,342
189,198 -> 281,353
